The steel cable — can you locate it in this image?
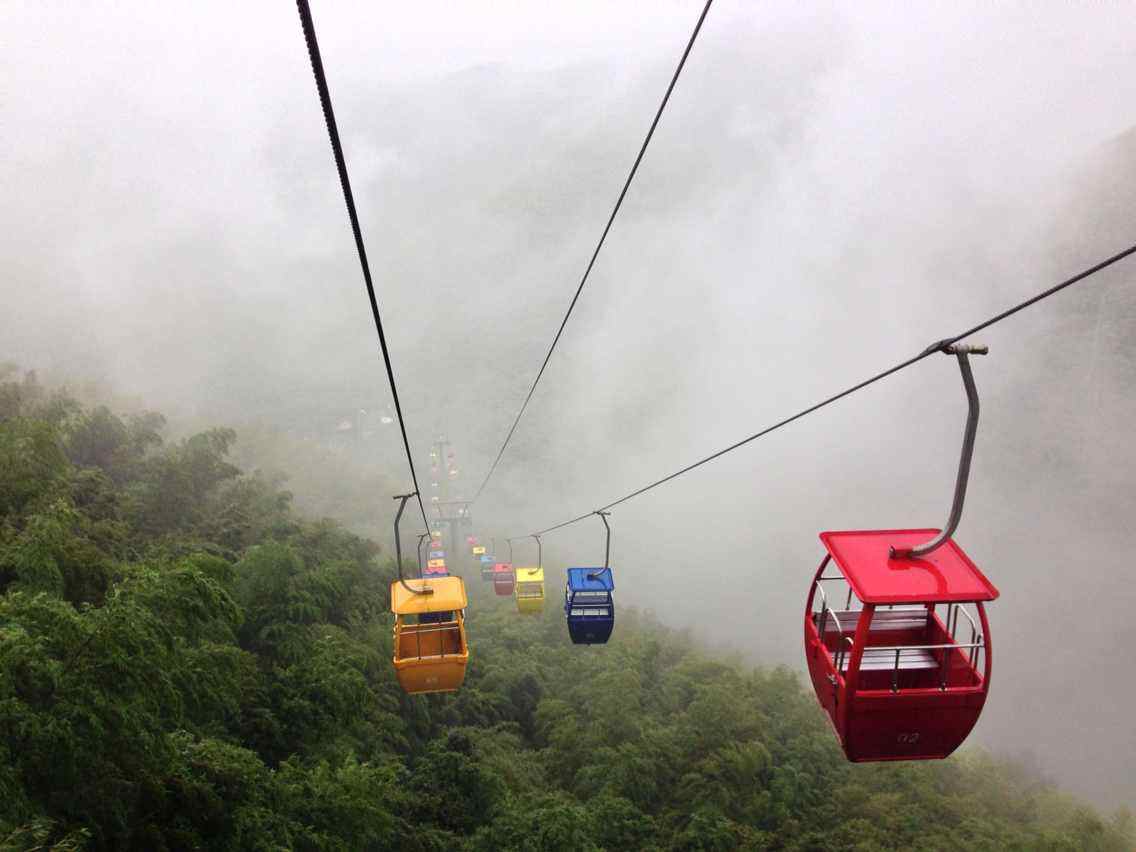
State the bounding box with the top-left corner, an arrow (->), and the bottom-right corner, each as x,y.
295,0 -> 429,530
520,243 -> 1136,538
471,0 -> 716,506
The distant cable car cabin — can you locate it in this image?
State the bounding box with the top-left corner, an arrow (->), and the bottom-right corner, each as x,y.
390,576 -> 469,694
419,534 -> 447,579
492,562 -> 515,596
565,568 -> 614,644
515,566 -> 545,614
564,511 -> 615,644
805,344 -> 998,761
512,535 -> 545,613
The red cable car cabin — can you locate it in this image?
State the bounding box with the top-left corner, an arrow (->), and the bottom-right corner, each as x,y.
804,529 -> 998,762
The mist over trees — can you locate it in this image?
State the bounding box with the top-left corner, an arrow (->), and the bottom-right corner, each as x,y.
0,371 -> 1131,850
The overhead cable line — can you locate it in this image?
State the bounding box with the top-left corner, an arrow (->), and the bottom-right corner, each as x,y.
518,243 -> 1136,538
471,0 -> 715,506
295,0 -> 429,530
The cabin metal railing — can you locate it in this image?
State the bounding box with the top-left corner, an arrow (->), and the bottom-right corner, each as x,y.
572,590 -> 609,602
813,580 -> 854,675
815,573 -> 858,610
944,602 -> 982,668
516,583 -> 544,599
568,590 -> 612,617
813,577 -> 987,691
859,642 -> 986,693
398,620 -> 462,662
832,604 -> 987,693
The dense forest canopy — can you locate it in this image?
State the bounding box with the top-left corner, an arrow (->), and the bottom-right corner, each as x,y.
0,367 -> 1131,850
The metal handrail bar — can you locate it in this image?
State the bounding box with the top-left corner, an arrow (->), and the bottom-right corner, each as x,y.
868,640 -> 986,693
942,603 -> 981,666
836,636 -> 854,675
959,607 -> 981,666
813,580 -> 853,674
401,621 -> 461,632
868,642 -> 983,652
815,573 -> 856,608
813,584 -> 847,638
398,621 -> 463,661
814,580 -> 830,612
956,604 -> 979,638
401,646 -> 463,661
826,608 -> 845,635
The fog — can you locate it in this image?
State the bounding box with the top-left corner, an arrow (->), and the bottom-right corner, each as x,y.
4,1 -> 1135,810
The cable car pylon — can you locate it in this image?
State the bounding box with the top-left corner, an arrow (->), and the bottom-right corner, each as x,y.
804,343 -> 998,761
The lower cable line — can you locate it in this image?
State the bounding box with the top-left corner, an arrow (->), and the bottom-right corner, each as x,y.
518,242 -> 1136,538
470,0 -> 716,507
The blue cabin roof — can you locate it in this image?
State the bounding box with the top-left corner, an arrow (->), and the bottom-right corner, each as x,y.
566,567 -> 614,592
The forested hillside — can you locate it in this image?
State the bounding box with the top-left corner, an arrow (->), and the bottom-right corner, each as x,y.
0,367 -> 1130,851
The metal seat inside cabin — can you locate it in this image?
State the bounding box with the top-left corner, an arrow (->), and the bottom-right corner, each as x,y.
567,589 -> 612,617
818,609 -> 941,672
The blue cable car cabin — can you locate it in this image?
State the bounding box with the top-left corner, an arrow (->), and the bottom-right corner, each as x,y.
564,568 -> 615,645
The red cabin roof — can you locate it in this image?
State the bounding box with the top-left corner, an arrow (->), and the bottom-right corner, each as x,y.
819,529 -> 999,605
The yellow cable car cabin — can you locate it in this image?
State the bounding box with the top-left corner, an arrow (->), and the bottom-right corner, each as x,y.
390,576 -> 469,695
514,566 -> 545,614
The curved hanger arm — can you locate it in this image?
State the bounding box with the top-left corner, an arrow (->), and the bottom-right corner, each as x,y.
394,493 -> 432,596
589,511 -> 612,580
892,344 -> 988,559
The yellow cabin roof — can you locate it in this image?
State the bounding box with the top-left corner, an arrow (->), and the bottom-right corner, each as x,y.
515,566 -> 544,583
390,576 -> 468,614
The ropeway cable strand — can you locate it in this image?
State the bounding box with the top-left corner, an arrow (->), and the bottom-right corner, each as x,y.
518,243 -> 1136,538
295,0 -> 429,530
471,0 -> 716,506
